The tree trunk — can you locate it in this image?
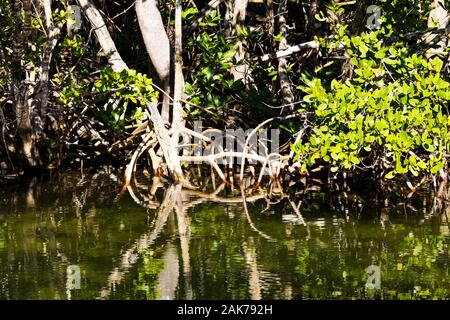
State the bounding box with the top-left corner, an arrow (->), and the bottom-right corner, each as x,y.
277,0 -> 294,112
135,0 -> 171,122
267,0 -> 274,36
35,0 -> 62,138
77,0 -> 128,72
173,0 -> 186,129
12,0 -> 41,170
230,0 -> 249,83
78,0 -> 185,183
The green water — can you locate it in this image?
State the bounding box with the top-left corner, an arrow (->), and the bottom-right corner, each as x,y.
0,171 -> 450,300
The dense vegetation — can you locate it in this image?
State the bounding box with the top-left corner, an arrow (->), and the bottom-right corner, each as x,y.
2,1 -> 450,301
1,0 -> 450,190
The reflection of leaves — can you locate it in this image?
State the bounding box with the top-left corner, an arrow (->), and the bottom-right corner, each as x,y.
142,251 -> 164,276
132,250 -> 165,299
412,243 -> 422,256
400,234 -> 445,270
294,248 -> 310,276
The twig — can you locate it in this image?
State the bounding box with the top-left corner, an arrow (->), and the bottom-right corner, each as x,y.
259,40 -> 319,62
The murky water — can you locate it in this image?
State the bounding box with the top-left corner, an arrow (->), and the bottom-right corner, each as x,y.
0,171 -> 450,300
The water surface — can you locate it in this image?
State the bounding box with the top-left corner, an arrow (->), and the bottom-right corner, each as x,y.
0,171 -> 449,299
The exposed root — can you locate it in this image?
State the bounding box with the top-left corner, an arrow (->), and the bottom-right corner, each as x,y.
122,108 -> 307,192
124,132 -> 157,186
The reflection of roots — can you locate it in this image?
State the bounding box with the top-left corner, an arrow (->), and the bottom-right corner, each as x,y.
99,176 -> 288,299
129,177 -> 286,242
98,184 -> 178,299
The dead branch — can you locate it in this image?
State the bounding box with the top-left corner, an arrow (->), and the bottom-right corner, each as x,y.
79,0 -> 186,184
77,0 -> 128,72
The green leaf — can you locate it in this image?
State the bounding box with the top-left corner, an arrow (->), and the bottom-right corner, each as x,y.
385,171 -> 396,179
222,50 -> 236,60
273,33 -> 282,42
383,58 -> 399,65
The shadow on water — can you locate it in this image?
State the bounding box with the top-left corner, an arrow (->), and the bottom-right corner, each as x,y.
0,170 -> 450,299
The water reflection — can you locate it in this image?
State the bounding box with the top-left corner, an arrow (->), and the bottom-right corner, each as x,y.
0,171 -> 450,299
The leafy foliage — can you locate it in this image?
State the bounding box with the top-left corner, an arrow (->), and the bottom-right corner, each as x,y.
183,9 -> 241,122
93,68 -> 157,130
293,25 -> 450,179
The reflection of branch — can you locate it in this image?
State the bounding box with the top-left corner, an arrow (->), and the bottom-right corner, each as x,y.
182,187 -> 266,203
126,184 -> 160,209
124,133 -> 157,186
242,239 -> 261,300
98,186 -> 177,299
239,114 -> 301,181
157,244 -> 179,300
173,185 -> 193,299
241,185 -> 275,241
288,198 -> 306,226
100,179 -> 283,298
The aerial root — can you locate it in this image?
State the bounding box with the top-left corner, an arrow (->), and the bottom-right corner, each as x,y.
124,114 -> 306,188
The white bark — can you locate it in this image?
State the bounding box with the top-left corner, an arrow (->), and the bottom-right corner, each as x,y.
41,0 -> 52,29
173,0 -> 186,130
77,0 -> 128,72
259,40 -> 319,61
78,0 -> 185,183
135,0 -> 170,84
135,0 -> 171,122
38,1 -> 62,118
428,0 -> 449,30
230,0 -> 249,82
